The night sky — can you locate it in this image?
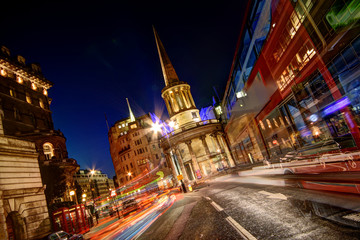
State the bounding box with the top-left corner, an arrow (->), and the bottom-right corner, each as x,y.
1,1 -> 246,177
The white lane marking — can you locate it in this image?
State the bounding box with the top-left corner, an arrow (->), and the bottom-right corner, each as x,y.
210,201 -> 224,212
226,216 -> 257,240
258,190 -> 287,200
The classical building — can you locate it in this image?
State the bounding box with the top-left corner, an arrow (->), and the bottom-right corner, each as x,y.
0,117 -> 51,239
73,170 -> 114,204
153,27 -> 235,186
0,46 -> 79,203
108,99 -> 172,187
222,0 -> 360,163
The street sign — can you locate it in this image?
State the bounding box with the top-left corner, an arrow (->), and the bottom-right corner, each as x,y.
177,175 -> 183,181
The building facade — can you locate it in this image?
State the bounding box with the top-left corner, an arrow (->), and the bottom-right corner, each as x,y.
108,101 -> 172,187
0,46 -> 79,204
222,0 -> 360,163
0,116 -> 51,239
73,170 -> 114,204
153,27 -> 235,186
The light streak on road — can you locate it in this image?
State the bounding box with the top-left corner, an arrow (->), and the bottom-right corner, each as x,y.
88,192 -> 176,240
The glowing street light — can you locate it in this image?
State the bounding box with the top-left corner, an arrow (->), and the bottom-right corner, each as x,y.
127,172 -> 132,176
82,193 -> 86,198
69,190 -> 78,205
90,170 -> 95,175
151,122 -> 162,134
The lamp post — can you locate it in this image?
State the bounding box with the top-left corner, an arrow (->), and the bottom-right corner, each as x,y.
152,122 -> 187,193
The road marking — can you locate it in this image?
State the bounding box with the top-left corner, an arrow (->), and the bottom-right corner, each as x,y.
225,216 -> 257,240
258,190 -> 287,200
206,197 -> 257,240
210,201 -> 224,212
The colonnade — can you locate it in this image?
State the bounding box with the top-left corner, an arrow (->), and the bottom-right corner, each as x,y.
162,85 -> 196,116
164,131 -> 235,183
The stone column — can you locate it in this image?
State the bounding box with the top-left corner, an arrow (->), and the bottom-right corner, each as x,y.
219,133 -> 236,167
200,135 -> 217,173
185,140 -> 202,178
164,95 -> 172,116
181,90 -> 190,108
174,147 -> 189,182
187,89 -> 196,107
211,132 -> 222,151
166,151 -> 179,180
175,90 -> 185,110
170,92 -> 180,112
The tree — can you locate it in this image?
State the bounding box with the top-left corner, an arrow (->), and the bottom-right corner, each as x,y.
39,165 -> 67,205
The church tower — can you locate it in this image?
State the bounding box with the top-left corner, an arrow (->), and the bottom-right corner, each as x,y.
153,27 -> 201,127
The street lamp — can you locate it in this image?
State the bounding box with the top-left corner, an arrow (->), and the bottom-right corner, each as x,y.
152,122 -> 187,193
70,190 -> 78,205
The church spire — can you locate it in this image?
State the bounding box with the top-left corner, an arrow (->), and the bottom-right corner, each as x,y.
153,26 -> 180,86
126,98 -> 136,122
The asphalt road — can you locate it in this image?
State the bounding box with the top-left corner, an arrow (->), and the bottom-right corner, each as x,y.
140,174 -> 360,240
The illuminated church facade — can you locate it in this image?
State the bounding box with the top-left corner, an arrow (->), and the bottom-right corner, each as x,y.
153,27 -> 235,185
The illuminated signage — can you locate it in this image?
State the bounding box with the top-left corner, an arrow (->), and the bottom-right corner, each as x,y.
322,96 -> 351,116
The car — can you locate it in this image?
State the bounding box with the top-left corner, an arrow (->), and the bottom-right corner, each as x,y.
122,198 -> 140,216
46,231 -> 83,240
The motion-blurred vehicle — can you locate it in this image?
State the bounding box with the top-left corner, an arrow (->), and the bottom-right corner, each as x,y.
122,198 -> 140,216
46,231 -> 83,240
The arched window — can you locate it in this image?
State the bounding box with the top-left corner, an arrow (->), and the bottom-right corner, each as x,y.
43,142 -> 54,160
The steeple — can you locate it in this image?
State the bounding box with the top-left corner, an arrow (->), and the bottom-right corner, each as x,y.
153,27 -> 201,127
126,98 -> 136,122
153,26 -> 180,87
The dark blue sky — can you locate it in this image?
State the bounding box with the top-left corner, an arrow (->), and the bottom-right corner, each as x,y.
1,1 -> 246,177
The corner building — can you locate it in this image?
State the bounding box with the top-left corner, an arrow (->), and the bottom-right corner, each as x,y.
153,27 -> 235,184
108,105 -> 172,187
222,0 -> 360,162
0,46 -> 79,202
73,170 -> 114,203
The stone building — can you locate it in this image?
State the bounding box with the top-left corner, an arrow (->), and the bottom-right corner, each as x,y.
73,170 -> 114,204
108,99 -> 172,187
0,46 -> 79,203
0,117 -> 51,239
152,27 -> 235,186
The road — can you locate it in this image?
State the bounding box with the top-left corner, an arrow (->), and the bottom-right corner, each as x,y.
86,173 -> 360,239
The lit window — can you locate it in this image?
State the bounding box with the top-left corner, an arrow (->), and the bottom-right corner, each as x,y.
43,89 -> 48,95
17,76 -> 23,84
26,93 -> 32,104
266,119 -> 272,128
31,83 -> 37,90
0,69 -> 7,76
9,88 -> 15,97
259,120 -> 265,130
39,99 -> 45,109
43,142 -> 54,160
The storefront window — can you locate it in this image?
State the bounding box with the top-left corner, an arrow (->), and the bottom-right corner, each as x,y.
259,108 -> 295,158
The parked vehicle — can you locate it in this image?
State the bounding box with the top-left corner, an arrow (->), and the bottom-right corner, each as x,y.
46,231 -> 83,240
